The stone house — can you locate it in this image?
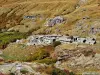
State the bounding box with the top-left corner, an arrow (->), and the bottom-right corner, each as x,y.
77,38 -> 86,43
56,36 -> 72,44
23,35 -> 97,46
43,37 -> 54,45
85,38 -> 96,45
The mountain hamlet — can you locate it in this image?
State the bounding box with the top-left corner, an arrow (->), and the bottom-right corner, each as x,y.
0,0 -> 100,75
16,35 -> 96,45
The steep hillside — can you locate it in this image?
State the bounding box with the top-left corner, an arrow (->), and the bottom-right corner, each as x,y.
0,0 -> 99,38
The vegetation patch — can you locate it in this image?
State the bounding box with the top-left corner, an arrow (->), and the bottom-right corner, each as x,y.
32,49 -> 49,60
20,69 -> 29,74
0,32 -> 28,49
52,41 -> 61,47
2,44 -> 36,61
2,44 -> 56,63
51,68 -> 67,75
51,68 -> 75,75
35,58 -> 57,65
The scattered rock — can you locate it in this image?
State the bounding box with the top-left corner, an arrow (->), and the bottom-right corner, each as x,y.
46,16 -> 64,27
55,47 -> 95,61
0,62 -> 48,75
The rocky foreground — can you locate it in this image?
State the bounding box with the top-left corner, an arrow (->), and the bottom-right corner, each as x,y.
0,43 -> 100,75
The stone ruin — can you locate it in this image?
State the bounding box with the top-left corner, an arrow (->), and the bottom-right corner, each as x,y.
46,16 -> 64,27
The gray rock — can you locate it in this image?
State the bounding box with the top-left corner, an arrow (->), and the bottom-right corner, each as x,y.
46,16 -> 64,27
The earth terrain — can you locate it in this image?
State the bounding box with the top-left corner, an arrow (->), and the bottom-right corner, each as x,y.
0,0 -> 100,75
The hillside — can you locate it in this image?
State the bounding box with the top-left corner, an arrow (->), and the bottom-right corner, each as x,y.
0,0 -> 100,37
0,0 -> 100,75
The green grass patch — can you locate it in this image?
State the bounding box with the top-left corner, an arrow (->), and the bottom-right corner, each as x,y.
2,45 -> 55,63
35,58 -> 57,65
0,32 -> 28,48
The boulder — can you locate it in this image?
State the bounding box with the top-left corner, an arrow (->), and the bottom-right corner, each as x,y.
46,16 -> 64,27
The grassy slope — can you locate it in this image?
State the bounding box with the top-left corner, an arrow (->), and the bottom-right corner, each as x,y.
0,0 -> 100,74
0,32 -> 27,48
0,0 -> 99,38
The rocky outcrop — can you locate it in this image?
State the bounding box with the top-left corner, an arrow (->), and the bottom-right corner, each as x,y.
54,47 -> 100,71
55,47 -> 96,61
67,53 -> 100,69
46,16 -> 64,27
0,62 -> 48,75
75,19 -> 100,37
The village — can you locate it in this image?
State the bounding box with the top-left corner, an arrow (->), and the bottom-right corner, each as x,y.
16,34 -> 97,46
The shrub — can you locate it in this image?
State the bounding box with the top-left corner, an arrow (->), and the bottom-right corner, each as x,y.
83,50 -> 93,56
36,58 -> 57,65
69,72 -> 75,75
20,69 -> 28,74
51,68 -> 75,75
52,41 -> 61,47
44,66 -> 54,74
51,68 -> 66,75
30,49 -> 50,61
